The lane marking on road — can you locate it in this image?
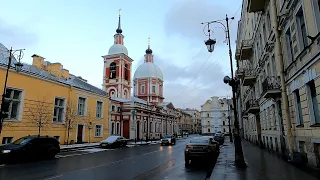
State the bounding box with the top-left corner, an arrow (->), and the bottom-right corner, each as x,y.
56,153 -> 91,158
42,149 -> 165,180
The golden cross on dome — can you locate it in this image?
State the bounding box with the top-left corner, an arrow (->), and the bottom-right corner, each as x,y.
148,37 -> 150,48
118,8 -> 122,16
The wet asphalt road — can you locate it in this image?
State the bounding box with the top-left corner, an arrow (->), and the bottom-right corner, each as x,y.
0,136 -> 215,180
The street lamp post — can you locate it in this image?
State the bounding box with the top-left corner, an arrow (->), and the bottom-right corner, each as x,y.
0,47 -> 24,134
202,15 -> 246,168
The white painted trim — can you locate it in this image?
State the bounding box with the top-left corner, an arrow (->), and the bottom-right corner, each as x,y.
95,100 -> 104,119
94,124 -> 103,137
3,86 -> 25,122
77,96 -> 88,116
52,96 -> 67,124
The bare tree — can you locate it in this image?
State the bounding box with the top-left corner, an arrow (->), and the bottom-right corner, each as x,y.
25,96 -> 52,136
65,100 -> 78,145
82,109 -> 95,143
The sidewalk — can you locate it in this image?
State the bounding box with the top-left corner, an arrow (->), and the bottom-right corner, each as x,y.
60,143 -> 99,150
210,141 -> 319,180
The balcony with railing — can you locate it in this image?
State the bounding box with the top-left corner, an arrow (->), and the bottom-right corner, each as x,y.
245,99 -> 260,115
247,0 -> 266,13
261,76 -> 281,99
242,68 -> 256,86
235,39 -> 253,61
235,68 -> 245,79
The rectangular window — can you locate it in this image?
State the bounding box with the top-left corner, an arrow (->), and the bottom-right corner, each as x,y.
111,105 -> 115,112
95,125 -> 102,137
78,97 -> 86,116
285,28 -> 294,65
293,90 -> 303,125
53,98 -> 65,123
117,107 -> 121,113
263,24 -> 267,43
141,85 -> 145,94
296,8 -> 308,49
267,63 -> 271,76
314,0 -> 320,32
96,101 -> 103,118
150,122 -> 152,133
3,88 -> 22,120
152,86 -> 156,93
271,55 -> 277,75
116,123 -> 120,134
2,137 -> 13,144
111,122 -> 115,134
307,80 -> 320,124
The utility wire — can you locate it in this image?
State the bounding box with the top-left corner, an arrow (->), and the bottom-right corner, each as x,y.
173,47 -> 205,78
181,68 -> 231,106
178,53 -> 227,95
177,53 -> 212,95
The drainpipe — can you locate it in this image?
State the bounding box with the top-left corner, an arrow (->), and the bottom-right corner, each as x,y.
270,0 -> 294,153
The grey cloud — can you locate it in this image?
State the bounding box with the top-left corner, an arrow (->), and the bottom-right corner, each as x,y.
132,52 -> 231,109
164,0 -> 241,46
0,19 -> 38,48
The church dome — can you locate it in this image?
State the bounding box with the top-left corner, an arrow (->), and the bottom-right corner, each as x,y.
108,44 -> 128,55
134,62 -> 163,81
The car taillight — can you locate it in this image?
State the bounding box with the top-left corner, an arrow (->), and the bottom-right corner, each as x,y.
186,145 -> 191,149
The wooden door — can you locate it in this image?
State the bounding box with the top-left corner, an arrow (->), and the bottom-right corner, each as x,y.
77,124 -> 83,143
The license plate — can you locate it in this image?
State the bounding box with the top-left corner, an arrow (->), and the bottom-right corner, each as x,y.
193,147 -> 203,150
102,144 -> 107,147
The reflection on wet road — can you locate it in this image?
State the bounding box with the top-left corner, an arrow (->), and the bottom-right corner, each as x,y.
0,136 -> 214,180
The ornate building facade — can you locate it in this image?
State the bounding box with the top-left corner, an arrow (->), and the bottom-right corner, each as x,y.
103,13 -> 179,140
201,97 -> 234,134
236,0 -> 320,167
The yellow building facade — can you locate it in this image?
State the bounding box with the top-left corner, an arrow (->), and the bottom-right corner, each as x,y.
0,44 -> 109,145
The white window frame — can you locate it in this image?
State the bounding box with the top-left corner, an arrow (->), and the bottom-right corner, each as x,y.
77,96 -> 87,116
152,85 -> 156,93
293,90 -> 304,126
116,122 -> 120,134
306,81 -> 320,125
53,97 -> 66,123
294,5 -> 309,52
2,137 -> 13,144
3,87 -> 24,121
96,100 -> 103,118
111,122 -> 115,134
94,124 -> 103,137
141,85 -> 145,94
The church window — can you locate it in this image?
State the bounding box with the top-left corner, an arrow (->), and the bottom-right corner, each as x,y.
124,64 -> 129,81
110,62 -> 116,79
152,86 -> 156,93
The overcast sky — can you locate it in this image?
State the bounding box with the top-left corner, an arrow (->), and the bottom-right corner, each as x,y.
0,0 -> 242,110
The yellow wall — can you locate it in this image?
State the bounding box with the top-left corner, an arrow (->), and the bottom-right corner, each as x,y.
0,67 -> 109,145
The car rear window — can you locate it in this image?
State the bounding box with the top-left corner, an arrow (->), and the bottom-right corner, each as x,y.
190,139 -> 209,143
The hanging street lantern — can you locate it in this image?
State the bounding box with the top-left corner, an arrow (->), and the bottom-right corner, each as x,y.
205,38 -> 216,53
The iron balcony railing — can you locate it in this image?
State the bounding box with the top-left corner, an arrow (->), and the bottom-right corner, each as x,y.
243,68 -> 256,76
262,76 -> 281,93
241,39 -> 254,47
245,99 -> 259,110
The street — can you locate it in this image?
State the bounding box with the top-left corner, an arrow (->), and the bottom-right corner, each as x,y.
0,136 -> 214,180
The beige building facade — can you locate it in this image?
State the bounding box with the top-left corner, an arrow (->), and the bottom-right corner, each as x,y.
236,0 -> 320,167
180,108 -> 201,133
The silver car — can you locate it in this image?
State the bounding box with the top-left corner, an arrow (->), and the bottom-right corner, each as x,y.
184,137 -> 219,166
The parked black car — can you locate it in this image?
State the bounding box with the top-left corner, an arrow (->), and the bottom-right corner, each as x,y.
161,135 -> 176,145
214,133 -> 225,145
184,136 -> 219,166
0,135 -> 60,164
100,136 -> 128,148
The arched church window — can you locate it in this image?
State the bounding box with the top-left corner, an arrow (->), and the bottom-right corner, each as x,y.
110,62 -> 116,79
110,90 -> 116,98
124,64 -> 129,81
